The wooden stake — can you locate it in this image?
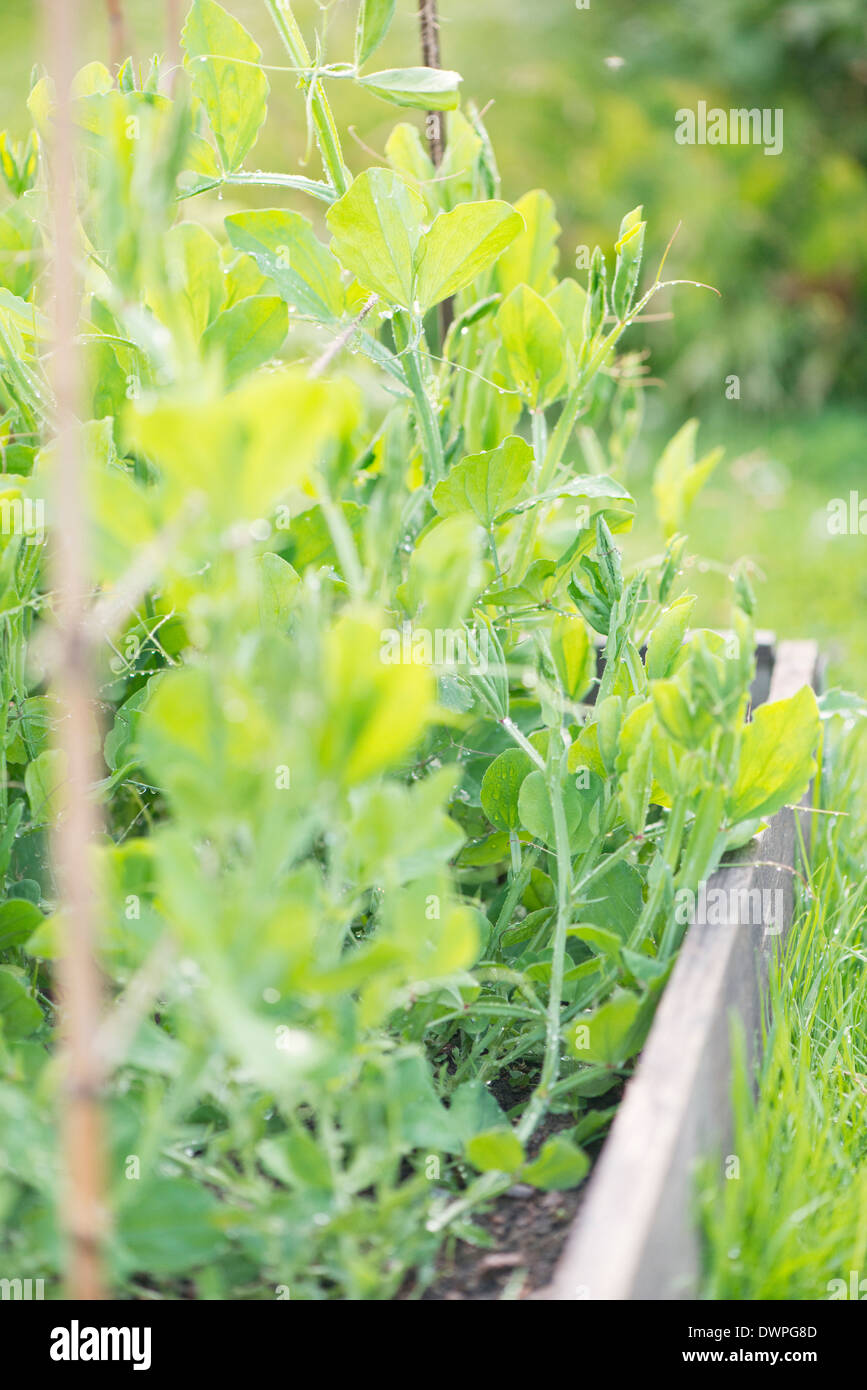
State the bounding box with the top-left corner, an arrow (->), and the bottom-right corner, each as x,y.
106,0 -> 127,70
417,0 -> 444,167
416,0 -> 452,340
44,0 -> 108,1302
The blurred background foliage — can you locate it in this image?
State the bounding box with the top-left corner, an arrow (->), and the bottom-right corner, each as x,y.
1,0 -> 864,680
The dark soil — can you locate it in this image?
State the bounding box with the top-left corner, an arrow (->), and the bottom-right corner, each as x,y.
403,1074 -> 623,1301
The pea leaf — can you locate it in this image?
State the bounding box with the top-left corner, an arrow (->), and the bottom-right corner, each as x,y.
415,201 -> 523,310
495,188 -> 560,296
201,295 -> 288,385
358,67 -> 462,112
118,1178 -> 223,1275
182,0 -> 269,172
0,203 -> 40,299
447,1079 -> 505,1147
256,551 -> 300,628
652,419 -> 723,538
550,613 -> 594,700
432,434 -> 533,527
729,686 -> 820,824
125,370 -> 358,527
0,967 -> 42,1038
225,209 -> 345,322
618,718 -> 653,834
480,747 -> 534,831
0,899 -> 43,951
148,223 -> 225,340
355,0 -> 397,65
522,1136 -> 589,1191
567,989 -> 643,1066
25,749 -> 67,825
645,593 -> 696,679
496,283 -> 567,408
547,277 -> 588,356
465,1126 -> 525,1174
327,168 -> 425,307
518,770 -> 584,849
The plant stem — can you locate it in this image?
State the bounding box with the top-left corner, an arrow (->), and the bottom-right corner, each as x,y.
517,737 -> 572,1142
511,406 -> 549,581
264,0 -> 349,195
393,311 -> 445,485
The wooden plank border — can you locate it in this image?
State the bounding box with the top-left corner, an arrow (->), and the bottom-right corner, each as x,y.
543,640 -> 821,1301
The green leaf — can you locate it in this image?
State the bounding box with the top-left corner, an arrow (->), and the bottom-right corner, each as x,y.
104,683 -> 151,773
358,67 -> 462,112
547,277 -> 588,357
415,201 -> 523,311
25,749 -> 67,825
465,1126 -> 525,1173
618,717 -> 653,834
260,1127 -> 332,1190
0,967 -> 42,1037
729,686 -> 820,824
0,899 -> 42,952
355,0 -> 397,65
496,283 -> 567,408
182,0 -> 269,172
567,989 -> 643,1066
480,747 -> 533,831
652,419 -> 723,538
432,434 -> 533,527
570,923 -> 623,961
0,203 -> 40,299
225,209 -> 345,322
327,168 -> 425,307
645,593 -> 696,679
125,370 -> 357,528
118,1178 -> 223,1275
201,294 -> 288,385
256,551 -> 300,628
447,1079 -> 505,1147
522,1135 -> 589,1191
518,770 -> 583,849
495,189 -> 560,296
385,123 -> 436,207
579,860 -> 643,940
550,613 -> 594,701
149,223 -> 225,340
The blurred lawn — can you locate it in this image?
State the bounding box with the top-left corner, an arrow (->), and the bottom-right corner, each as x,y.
1,0 -> 864,686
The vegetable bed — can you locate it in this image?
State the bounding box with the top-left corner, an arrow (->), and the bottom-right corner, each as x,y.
0,0 -> 825,1300
546,639 -> 821,1300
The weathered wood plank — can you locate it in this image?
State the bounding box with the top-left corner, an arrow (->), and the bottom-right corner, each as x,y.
544,640 -> 820,1300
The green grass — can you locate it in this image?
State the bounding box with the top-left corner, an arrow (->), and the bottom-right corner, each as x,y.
623,405 -> 867,691
699,719 -> 867,1300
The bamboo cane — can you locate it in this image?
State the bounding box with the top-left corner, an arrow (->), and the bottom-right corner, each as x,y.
44,0 -> 108,1302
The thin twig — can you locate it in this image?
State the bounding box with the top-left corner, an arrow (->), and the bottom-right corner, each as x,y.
45,0 -> 108,1301
95,936 -> 176,1072
309,293 -> 378,378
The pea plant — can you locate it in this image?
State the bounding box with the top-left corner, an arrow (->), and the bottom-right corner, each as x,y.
0,0 -> 820,1299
